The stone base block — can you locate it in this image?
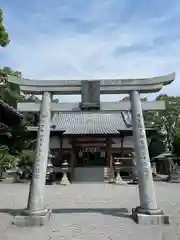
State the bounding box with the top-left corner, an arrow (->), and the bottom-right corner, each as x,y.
132,208 -> 170,225
12,209 -> 52,227
167,178 -> 180,183
60,180 -> 70,185
115,180 -> 127,185
128,180 -> 138,185
108,178 -> 115,184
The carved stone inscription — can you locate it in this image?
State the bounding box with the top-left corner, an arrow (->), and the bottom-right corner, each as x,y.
136,112 -> 150,177
81,81 -> 100,108
34,113 -> 47,179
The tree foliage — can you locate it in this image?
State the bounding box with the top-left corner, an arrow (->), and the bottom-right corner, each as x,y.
172,123 -> 180,156
0,9 -> 9,47
121,94 -> 180,157
0,67 -> 22,107
148,133 -> 165,159
150,95 -> 180,151
145,95 -> 180,155
0,67 -> 37,169
0,11 -> 35,170
18,150 -> 34,167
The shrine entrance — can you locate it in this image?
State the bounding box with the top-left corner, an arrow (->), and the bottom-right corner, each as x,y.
74,166 -> 105,182
76,148 -> 106,167
74,148 -> 106,182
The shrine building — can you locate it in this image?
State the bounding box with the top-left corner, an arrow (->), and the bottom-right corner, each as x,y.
28,108 -> 158,182
9,73 -> 175,182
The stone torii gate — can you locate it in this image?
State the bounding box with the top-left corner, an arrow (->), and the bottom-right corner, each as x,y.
8,73 -> 175,226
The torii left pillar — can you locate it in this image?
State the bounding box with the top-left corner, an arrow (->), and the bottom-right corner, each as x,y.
12,92 -> 52,227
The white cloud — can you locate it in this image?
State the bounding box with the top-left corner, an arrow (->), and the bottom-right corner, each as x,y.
1,0 -> 180,102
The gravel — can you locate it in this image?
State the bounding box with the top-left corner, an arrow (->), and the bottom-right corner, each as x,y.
0,182 -> 180,239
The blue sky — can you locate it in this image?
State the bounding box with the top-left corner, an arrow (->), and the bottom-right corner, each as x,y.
0,0 -> 179,102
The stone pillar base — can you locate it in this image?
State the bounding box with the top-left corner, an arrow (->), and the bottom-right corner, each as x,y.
13,174 -> 21,183
115,173 -> 127,185
12,209 -> 52,227
60,173 -> 70,185
115,180 -> 127,185
108,177 -> 115,184
129,179 -> 138,184
132,207 -> 170,225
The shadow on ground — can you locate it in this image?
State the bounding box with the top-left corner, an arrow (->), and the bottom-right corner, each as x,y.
52,208 -> 132,219
0,207 -> 132,220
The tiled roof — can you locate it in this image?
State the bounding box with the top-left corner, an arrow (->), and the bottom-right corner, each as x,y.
51,111 -> 132,135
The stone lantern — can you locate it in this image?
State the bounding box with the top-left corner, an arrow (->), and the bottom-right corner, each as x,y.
153,149 -> 179,182
47,152 -> 54,167
60,160 -> 70,185
114,159 -> 127,185
151,162 -> 157,177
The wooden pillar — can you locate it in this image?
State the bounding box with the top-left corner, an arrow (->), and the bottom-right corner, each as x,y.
59,134 -> 64,164
71,139 -> 77,182
120,133 -> 124,158
106,137 -> 114,181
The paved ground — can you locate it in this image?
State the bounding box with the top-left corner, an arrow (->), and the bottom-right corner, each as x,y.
0,182 -> 180,239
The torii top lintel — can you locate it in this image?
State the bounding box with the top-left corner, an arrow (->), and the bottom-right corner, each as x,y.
7,72 -> 175,94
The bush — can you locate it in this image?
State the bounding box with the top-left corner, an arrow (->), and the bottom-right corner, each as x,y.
17,149 -> 34,167
0,145 -> 17,177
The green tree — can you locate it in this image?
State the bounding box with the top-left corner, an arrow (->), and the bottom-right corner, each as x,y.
173,136 -> 180,156
0,67 -> 22,107
172,123 -> 180,156
152,95 -> 180,151
140,95 -> 180,153
0,67 -> 26,152
0,67 -> 37,165
0,14 -> 35,169
120,94 -> 180,157
0,9 -> 9,47
148,133 -> 165,159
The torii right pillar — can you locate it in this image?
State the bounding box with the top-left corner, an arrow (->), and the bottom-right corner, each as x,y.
130,90 -> 170,225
